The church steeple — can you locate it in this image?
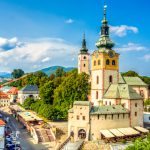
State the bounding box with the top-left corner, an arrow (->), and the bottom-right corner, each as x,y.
80,33 -> 88,54
96,5 -> 114,49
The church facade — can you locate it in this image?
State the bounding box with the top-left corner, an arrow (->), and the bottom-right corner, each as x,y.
68,6 -> 148,141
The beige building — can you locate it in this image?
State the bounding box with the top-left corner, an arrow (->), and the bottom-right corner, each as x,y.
68,6 -> 146,141
18,85 -> 39,104
0,91 -> 10,107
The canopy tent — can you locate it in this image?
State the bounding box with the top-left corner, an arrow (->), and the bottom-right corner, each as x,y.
109,129 -> 124,137
117,127 -> 140,136
100,130 -> 115,138
134,126 -> 149,133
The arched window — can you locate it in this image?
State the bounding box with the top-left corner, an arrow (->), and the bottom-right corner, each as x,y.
83,64 -> 86,67
112,60 -> 116,65
83,56 -> 86,60
96,76 -> 99,84
94,60 -> 96,66
106,59 -> 110,65
98,60 -> 101,65
96,91 -> 98,99
109,75 -> 113,83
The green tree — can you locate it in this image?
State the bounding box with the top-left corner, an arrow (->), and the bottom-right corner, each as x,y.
11,69 -> 25,79
39,81 -> 54,104
122,70 -> 139,77
55,68 -> 66,77
23,97 -> 35,109
53,71 -> 90,119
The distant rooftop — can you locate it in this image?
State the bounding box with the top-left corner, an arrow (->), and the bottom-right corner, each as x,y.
74,101 -> 90,106
20,85 -> 39,92
0,120 -> 6,126
104,83 -> 143,100
90,105 -> 129,115
123,77 -> 147,86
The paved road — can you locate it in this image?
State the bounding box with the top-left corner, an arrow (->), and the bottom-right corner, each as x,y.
1,111 -> 55,150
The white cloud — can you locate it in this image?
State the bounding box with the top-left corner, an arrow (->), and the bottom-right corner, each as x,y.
110,25 -> 138,37
143,54 -> 150,61
0,37 -> 22,51
41,57 -> 51,63
116,43 -> 147,52
0,37 -> 79,72
65,19 -> 74,24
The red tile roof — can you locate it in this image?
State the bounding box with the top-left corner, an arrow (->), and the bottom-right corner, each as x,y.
0,120 -> 5,126
7,87 -> 18,95
0,91 -> 9,99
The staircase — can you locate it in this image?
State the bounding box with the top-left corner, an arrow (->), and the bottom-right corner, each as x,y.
35,128 -> 55,143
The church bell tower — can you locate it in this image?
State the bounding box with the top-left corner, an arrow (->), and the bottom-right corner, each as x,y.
78,34 -> 90,75
91,5 -> 120,106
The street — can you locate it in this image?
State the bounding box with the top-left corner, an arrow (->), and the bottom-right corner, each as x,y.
1,110 -> 55,150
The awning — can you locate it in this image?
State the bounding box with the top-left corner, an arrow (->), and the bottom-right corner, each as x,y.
100,130 -> 115,138
117,127 -> 140,136
134,126 -> 149,133
109,129 -> 124,137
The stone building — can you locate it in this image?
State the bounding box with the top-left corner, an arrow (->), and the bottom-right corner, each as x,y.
18,85 -> 39,104
68,5 -> 146,141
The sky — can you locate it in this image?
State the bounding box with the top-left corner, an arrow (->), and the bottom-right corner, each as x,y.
0,0 -> 149,76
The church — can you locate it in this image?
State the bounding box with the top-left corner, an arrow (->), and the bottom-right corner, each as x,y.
68,6 -> 149,141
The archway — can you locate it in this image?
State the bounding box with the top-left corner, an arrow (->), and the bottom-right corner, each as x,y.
78,129 -> 86,139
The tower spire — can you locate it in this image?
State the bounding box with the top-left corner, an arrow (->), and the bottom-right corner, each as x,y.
80,33 -> 88,54
95,5 -> 115,49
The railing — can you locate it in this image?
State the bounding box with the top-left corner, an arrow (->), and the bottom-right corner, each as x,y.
56,136 -> 71,150
77,140 -> 84,150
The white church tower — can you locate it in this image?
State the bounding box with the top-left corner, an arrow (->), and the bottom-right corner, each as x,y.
78,34 -> 90,75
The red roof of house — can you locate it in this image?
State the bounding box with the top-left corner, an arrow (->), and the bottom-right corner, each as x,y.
0,91 -> 9,99
0,120 -> 5,126
7,87 -> 18,95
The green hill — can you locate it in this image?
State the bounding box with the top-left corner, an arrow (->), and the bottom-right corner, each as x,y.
40,66 -> 75,76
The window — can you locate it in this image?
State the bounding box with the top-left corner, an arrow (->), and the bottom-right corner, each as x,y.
83,64 -> 86,67
105,101 -> 107,105
96,91 -> 98,99
83,116 -> 85,120
83,56 -> 86,59
98,115 -> 100,120
96,76 -> 99,84
135,103 -> 137,107
149,117 -> 150,120
109,75 -> 113,83
135,112 -> 137,117
140,90 -> 144,97
112,60 -> 116,65
94,60 -> 96,66
98,60 -> 101,65
106,59 -> 110,65
109,101 -> 111,105
77,116 -> 79,120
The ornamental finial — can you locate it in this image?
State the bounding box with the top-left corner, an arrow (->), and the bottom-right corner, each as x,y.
104,5 -> 107,20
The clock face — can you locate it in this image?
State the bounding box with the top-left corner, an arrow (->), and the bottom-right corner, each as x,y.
108,51 -> 114,58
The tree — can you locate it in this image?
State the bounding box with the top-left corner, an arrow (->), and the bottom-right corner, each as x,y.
11,69 -> 25,79
126,135 -> 150,150
39,81 -> 54,104
53,71 -> 90,119
122,70 -> 139,77
23,97 -> 35,109
55,68 -> 66,77
49,74 -> 55,81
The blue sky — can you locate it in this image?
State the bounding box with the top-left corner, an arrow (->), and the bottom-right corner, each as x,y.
0,0 -> 149,76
